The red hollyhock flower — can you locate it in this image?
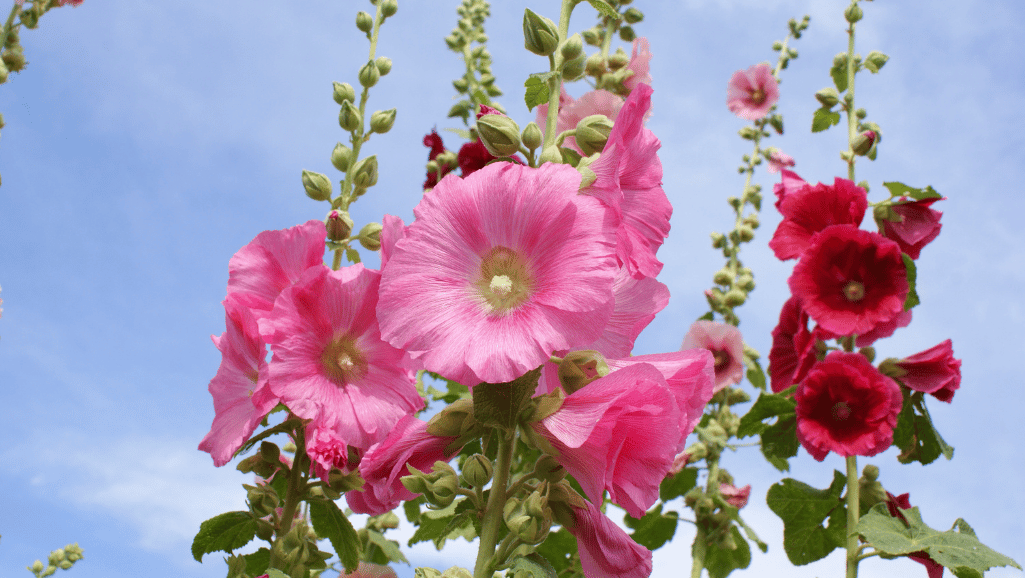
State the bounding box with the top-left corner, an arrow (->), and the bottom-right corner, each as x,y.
770,176 -> 868,261
893,339 -> 962,402
422,130 -> 453,189
768,296 -> 833,393
881,197 -> 944,259
788,225 -> 908,336
795,352 -> 903,461
773,168 -> 807,211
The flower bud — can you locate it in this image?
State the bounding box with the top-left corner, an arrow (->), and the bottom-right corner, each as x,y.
737,274 -> 755,291
452,78 -> 469,92
48,550 -> 64,566
356,11 -> 374,33
57,561 -> 72,571
585,53 -> 606,76
533,454 -> 567,482
331,143 -> 352,172
562,54 -> 586,81
436,150 -> 457,169
440,567 -> 472,578
358,222 -> 383,251
444,34 -> 460,49
351,155 -> 379,189
381,0 -> 398,18
425,463 -> 459,508
359,60 -> 380,88
574,114 -> 614,157
64,544 -> 83,562
256,519 -> 275,541
370,108 -> 397,134
0,61 -> 8,84
301,170 -> 332,202
333,81 -> 356,105
339,100 -> 361,132
2,47 -> 26,72
851,130 -> 877,156
624,7 -> 644,23
560,33 -> 583,60
737,225 -> 755,242
31,561 -> 44,573
607,47 -> 629,70
845,3 -> 863,23
557,350 -> 609,394
713,268 -> 734,286
815,87 -> 840,107
374,56 -> 393,76
724,289 -> 746,307
521,122 -> 542,151
325,209 -> 354,241
858,346 -> 876,363
462,453 -> 493,487
427,398 -> 475,438
247,484 -> 281,517
538,145 -> 562,166
476,113 -> 521,158
522,9 -> 558,56
710,232 -> 727,249
582,27 -> 602,46
503,490 -> 552,544
618,26 -> 636,42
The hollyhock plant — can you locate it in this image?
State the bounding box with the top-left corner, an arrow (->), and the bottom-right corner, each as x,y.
377,161 -> 618,386
795,351 -> 903,461
880,197 -> 944,259
769,176 -> 868,261
891,339 -> 962,402
198,297 -> 279,467
788,225 -> 909,336
768,296 -> 831,393
726,63 -> 779,120
567,498 -> 653,578
258,264 -> 423,451
681,320 -> 745,392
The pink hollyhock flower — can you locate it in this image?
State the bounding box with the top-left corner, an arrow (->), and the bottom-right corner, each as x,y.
567,499 -> 653,578
378,214 -> 406,270
719,483 -> 751,509
789,225 -> 909,336
893,339 -> 961,403
668,451 -> 692,474
535,88 -> 625,155
306,421 -> 354,480
623,37 -> 653,93
795,352 -> 903,461
768,296 -> 831,393
348,415 -> 460,515
855,308 -> 912,347
773,168 -> 807,211
681,320 -> 745,392
769,177 -> 868,261
258,264 -> 423,450
377,162 -> 617,386
765,148 -> 795,174
585,83 -> 671,279
881,197 -> 944,259
422,129 -> 453,189
884,492 -> 944,578
226,220 -> 327,320
727,63 -> 779,120
340,563 -> 399,578
199,297 -> 279,467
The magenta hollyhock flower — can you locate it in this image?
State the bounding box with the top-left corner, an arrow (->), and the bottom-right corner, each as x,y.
773,168 -> 807,211
727,63 -> 779,120
623,37 -> 653,93
588,268 -> 669,358
226,220 -> 327,320
893,339 -> 961,402
535,88 -> 625,155
681,320 -> 745,392
789,225 -> 909,336
855,308 -> 912,347
258,264 -> 423,451
348,415 -> 461,515
795,352 -> 903,461
881,197 -> 944,259
769,177 -> 868,261
198,297 -> 279,467
768,296 -> 832,393
765,148 -> 795,174
719,483 -> 752,509
585,83 -> 671,279
568,499 -> 653,578
306,421 -> 354,480
377,161 -> 617,386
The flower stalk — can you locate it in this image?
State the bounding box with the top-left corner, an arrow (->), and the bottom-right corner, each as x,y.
845,454 -> 861,578
473,428 -> 516,578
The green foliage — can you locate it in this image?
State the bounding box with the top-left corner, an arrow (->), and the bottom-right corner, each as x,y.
625,503 -> 679,550
893,390 -> 954,465
737,390 -> 798,471
235,418 -> 304,459
472,367 -> 541,430
766,471 -> 847,565
744,355 -> 766,391
586,0 -> 619,19
242,548 -> 271,576
703,526 -> 752,578
408,498 -> 476,549
191,511 -> 258,562
425,371 -> 469,404
534,527 -> 579,576
830,56 -> 849,92
902,253 -> 920,310
509,553 -> 558,578
882,181 -> 942,201
265,570 -> 290,578
660,467 -> 699,502
857,503 -> 1022,575
309,498 -> 361,574
524,72 -> 557,111
863,51 -> 889,73
364,529 -> 409,565
811,107 -> 841,133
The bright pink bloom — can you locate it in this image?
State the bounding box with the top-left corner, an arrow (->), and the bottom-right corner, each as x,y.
226,220 -> 327,320
568,499 -> 652,578
681,320 -> 745,392
881,197 -> 944,259
258,264 -> 423,450
893,339 -> 961,403
669,451 -> 692,474
378,214 -> 406,270
719,483 -> 751,509
727,63 -> 779,120
855,308 -> 912,347
305,421 -> 353,480
770,177 -> 868,261
765,148 -> 796,174
377,162 -> 617,386
199,298 -> 279,467
788,225 -> 909,336
348,415 -> 460,515
535,88 -> 625,155
585,83 -> 671,279
336,563 -> 399,578
623,38 -> 653,93
768,296 -> 830,393
795,352 -> 903,461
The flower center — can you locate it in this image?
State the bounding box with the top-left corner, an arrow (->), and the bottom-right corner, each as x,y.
712,349 -> 730,372
831,401 -> 852,421
476,246 -> 534,314
750,88 -> 765,104
320,336 -> 367,386
843,281 -> 865,302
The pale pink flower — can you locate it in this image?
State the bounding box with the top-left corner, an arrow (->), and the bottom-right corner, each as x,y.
727,63 -> 779,120
568,499 -> 652,578
681,320 -> 745,392
258,264 -> 423,451
623,37 -> 653,93
765,148 -> 795,174
669,451 -> 692,475
535,87 -> 625,155
226,220 -> 326,320
377,162 -> 617,386
720,483 -> 752,509
199,297 -> 279,467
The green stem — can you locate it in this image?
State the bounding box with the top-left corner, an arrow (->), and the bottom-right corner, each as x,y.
690,526 -> 708,578
339,1 -> 385,208
0,2 -> 20,53
845,455 -> 861,578
332,248 -> 343,270
473,429 -> 515,578
845,4 -> 858,182
542,0 -> 576,150
269,422 -> 309,569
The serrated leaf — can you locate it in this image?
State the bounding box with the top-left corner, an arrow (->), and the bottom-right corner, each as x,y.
625,504 -> 678,550
346,247 -> 362,264
660,467 -> 698,502
738,392 -> 796,438
760,416 -> 798,470
745,357 -> 766,391
698,311 -> 714,321
831,60 -> 849,92
269,470 -> 288,503
883,181 -> 943,202
510,553 -> 558,578
811,107 -> 841,133
704,526 -> 752,578
409,499 -> 460,546
902,253 -> 920,310
586,0 -> 619,19
242,548 -> 270,575
266,570 -> 290,578
191,511 -> 258,562
524,72 -> 557,111
235,418 -> 304,458
309,499 -> 360,573
365,529 -> 409,564
895,390 -> 953,465
766,471 -> 846,565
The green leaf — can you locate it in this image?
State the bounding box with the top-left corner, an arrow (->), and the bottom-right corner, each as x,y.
424,371 -> 469,404
766,471 -> 846,565
830,57 -> 849,92
409,499 -> 460,547
698,311 -> 715,321
235,418 -> 304,458
472,367 -> 542,430
625,504 -> 678,550
857,504 -> 1022,574
895,391 -> 954,465
586,0 -> 619,19
266,570 -> 290,578
902,253 -> 920,310
191,511 -> 258,562
309,499 -> 360,574
242,548 -> 270,576
447,100 -> 472,121
883,181 -> 943,202
745,357 -> 766,391
535,527 -> 578,574
509,553 -> 558,578
269,470 -> 288,505
737,392 -> 796,438
811,107 -> 841,133
703,526 -> 752,578
365,529 -> 409,564
660,467 -> 698,502
443,127 -> 472,140
760,416 -> 798,471
345,247 -> 362,264
524,72 -> 557,112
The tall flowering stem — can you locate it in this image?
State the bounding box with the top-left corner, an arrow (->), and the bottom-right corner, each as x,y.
845,455 -> 860,578
844,2 -> 859,182
269,421 -> 310,569
473,428 -> 516,578
541,0 -> 578,151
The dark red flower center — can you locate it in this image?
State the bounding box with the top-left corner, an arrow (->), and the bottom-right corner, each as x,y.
712,349 -> 731,372
831,401 -> 852,421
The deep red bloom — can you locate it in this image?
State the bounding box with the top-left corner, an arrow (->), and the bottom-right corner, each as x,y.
773,169 -> 807,211
881,197 -> 944,259
422,130 -> 453,189
788,225 -> 908,336
893,339 -> 962,402
855,308 -> 912,347
768,296 -> 831,393
795,352 -> 903,461
770,177 -> 868,261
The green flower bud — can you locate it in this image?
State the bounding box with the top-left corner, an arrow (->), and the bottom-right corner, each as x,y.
560,33 -> 583,60
858,346 -> 876,363
713,268 -> 733,286
333,81 -> 356,104
738,126 -> 758,140
624,7 -> 644,23
534,454 -> 567,482
724,289 -> 746,307
247,483 -> 281,517
301,170 -> 332,202
57,561 -> 73,571
339,100 -> 361,132
521,122 -> 542,151
522,9 -> 558,56
440,567 -> 472,578
48,550 -> 64,566
375,56 -> 393,76
436,150 -> 458,169
562,54 -> 586,82
845,3 -> 863,23
256,519 -> 275,541
462,453 -> 493,487
444,34 -> 461,49
581,27 -> 602,46
1,47 -> 26,73
503,490 -> 552,544
359,60 -> 380,88
476,113 -> 521,158
356,11 -> 374,33
370,108 -> 397,134
585,53 -> 606,76
331,143 -> 352,172
574,114 -> 614,157
479,73 -> 495,86
381,0 -> 398,18
725,388 -> 751,405
737,225 -> 755,242
19,9 -> 38,29
855,108 -> 868,119
452,78 -> 469,92
558,350 -> 609,394
618,26 -> 636,42
352,155 -> 379,189
737,274 -> 755,291
358,222 -> 383,251
607,47 -> 629,70
325,209 -> 354,241
815,87 -> 840,107
538,144 -> 562,166
710,232 -> 727,249
30,561 -> 44,573
851,130 -> 877,156
64,544 -> 83,562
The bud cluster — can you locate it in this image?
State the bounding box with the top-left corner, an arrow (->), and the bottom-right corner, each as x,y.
446,0 -> 505,125
27,543 -> 84,578
576,2 -> 647,95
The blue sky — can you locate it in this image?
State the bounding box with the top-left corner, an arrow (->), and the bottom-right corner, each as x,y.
0,1 -> 1022,577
